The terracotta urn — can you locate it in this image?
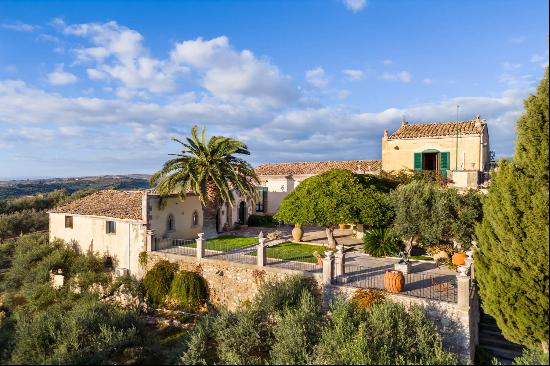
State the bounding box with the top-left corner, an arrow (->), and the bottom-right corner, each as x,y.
338,223 -> 346,230
383,270 -> 405,293
452,252 -> 466,266
292,224 -> 303,242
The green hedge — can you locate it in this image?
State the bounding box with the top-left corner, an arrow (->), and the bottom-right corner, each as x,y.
247,214 -> 276,227
142,260 -> 177,305
170,271 -> 207,311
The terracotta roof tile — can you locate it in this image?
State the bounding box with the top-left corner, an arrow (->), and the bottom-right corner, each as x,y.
49,190 -> 144,220
389,117 -> 485,139
255,160 -> 381,176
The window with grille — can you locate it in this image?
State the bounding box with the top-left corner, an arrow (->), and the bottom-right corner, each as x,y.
65,216 -> 73,228
106,220 -> 116,234
167,214 -> 175,231
192,211 -> 199,227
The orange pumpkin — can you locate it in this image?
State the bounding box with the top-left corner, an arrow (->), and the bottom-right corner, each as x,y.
384,270 -> 405,293
452,252 -> 466,266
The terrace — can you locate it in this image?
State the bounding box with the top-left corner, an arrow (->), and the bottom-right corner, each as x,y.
155,232 -> 459,303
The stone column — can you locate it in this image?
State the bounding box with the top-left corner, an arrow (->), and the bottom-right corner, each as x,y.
457,274 -> 471,310
145,229 -> 154,251
257,238 -> 266,267
196,233 -> 205,261
322,250 -> 334,285
334,244 -> 345,278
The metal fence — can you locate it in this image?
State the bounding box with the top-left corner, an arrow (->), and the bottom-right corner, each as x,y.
203,241 -> 257,265
165,239 -> 196,256
335,264 -> 458,303
266,256 -> 322,273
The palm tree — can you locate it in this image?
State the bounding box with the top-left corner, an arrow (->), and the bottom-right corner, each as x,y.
151,126 -> 259,238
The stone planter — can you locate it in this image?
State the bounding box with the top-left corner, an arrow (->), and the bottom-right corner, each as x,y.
394,262 -> 411,275
292,224 -> 303,241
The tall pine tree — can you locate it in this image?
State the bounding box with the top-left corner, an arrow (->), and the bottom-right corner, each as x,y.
476,68 -> 549,351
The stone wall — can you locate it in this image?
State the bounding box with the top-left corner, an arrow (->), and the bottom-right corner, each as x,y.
147,251 -> 321,311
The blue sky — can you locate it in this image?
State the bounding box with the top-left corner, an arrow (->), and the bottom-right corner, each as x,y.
0,0 -> 548,178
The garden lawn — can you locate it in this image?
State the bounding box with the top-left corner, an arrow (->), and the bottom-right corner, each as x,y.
177,235 -> 258,252
262,242 -> 328,263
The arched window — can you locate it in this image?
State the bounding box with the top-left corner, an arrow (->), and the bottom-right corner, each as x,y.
167,214 -> 175,231
192,210 -> 199,227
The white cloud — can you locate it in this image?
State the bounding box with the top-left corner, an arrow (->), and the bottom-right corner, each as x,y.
1,22 -> 35,32
343,69 -> 364,81
423,78 -> 433,85
305,67 -> 328,88
47,64 -> 78,85
342,0 -> 367,12
530,52 -> 549,68
381,70 -> 412,83
383,59 -> 393,65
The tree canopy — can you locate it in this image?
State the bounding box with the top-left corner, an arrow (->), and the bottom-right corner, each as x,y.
475,68 -> 549,351
274,170 -> 393,247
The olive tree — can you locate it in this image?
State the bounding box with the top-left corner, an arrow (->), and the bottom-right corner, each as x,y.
274,169 -> 393,248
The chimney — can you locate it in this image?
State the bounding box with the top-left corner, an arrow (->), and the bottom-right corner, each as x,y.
474,115 -> 482,128
401,119 -> 408,127
383,129 -> 389,140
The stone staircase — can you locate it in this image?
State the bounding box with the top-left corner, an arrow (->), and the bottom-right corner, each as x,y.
478,311 -> 524,364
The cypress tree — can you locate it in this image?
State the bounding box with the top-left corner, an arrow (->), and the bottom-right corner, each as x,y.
475,68 -> 549,351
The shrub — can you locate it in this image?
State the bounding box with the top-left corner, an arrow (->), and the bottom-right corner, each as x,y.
350,289 -> 386,310
363,227 -> 401,257
9,295 -> 140,364
142,260 -> 177,305
269,290 -> 321,365
169,271 -> 207,311
513,348 -> 549,365
247,214 -> 276,227
312,300 -> 458,365
253,275 -> 318,314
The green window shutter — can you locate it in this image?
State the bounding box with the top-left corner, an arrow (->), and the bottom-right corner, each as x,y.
440,152 -> 450,176
414,153 -> 422,171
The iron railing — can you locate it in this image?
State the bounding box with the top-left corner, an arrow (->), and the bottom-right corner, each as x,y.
336,264 -> 458,303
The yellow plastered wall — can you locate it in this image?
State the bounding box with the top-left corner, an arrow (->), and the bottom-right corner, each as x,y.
48,212 -> 146,275
381,132 -> 489,172
147,195 -> 203,241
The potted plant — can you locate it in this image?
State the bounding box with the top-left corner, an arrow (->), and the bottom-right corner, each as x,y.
292,223 -> 303,241
451,252 -> 466,266
383,270 -> 404,293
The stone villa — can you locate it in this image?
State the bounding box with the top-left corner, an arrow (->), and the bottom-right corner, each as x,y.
49,116 -> 491,276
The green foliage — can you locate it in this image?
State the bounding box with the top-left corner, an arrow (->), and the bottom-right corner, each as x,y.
247,214 -> 276,227
138,251 -> 148,268
269,290 -> 321,365
390,180 -> 456,253
0,233 -> 143,364
450,190 -> 483,249
150,126 -> 259,236
142,260 -> 178,305
274,169 -> 393,229
476,69 -> 549,350
513,348 -> 549,365
169,271 -> 207,311
9,294 -> 140,365
363,227 -> 401,257
312,299 -> 458,365
253,275 -> 318,314
0,209 -> 48,241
